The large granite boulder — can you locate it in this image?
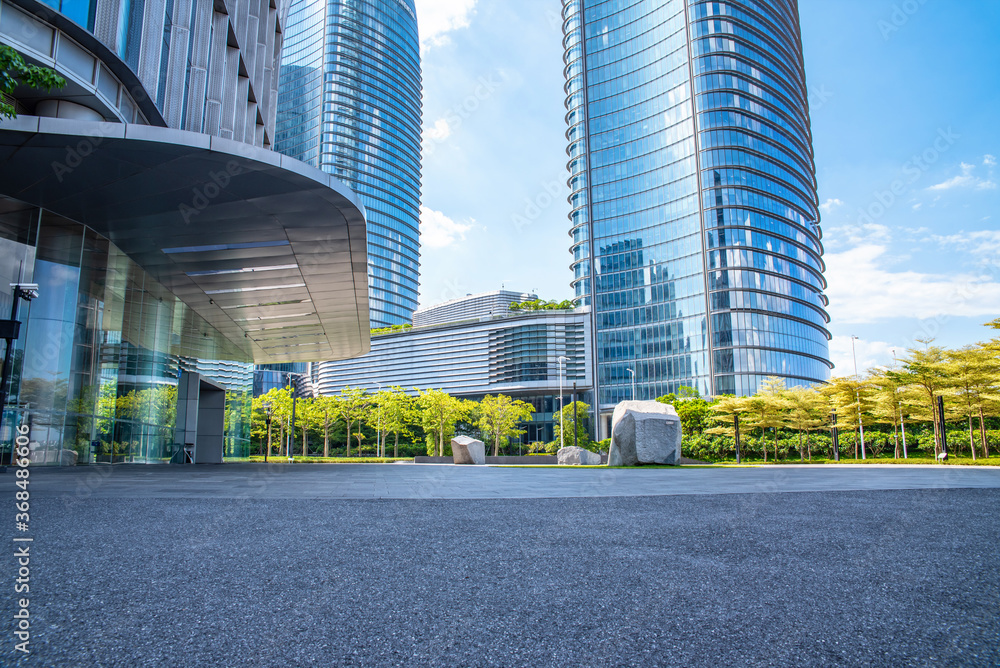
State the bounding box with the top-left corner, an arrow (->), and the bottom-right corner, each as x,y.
557,446 -> 602,466
451,436 -> 486,465
608,401 -> 682,466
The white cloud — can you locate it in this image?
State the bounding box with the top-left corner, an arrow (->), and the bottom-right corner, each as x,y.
828,336 -> 897,376
928,162 -> 996,191
985,154 -> 997,167
420,206 -> 473,248
824,244 -> 1000,324
819,198 -> 843,214
414,0 -> 478,51
422,118 -> 452,144
823,222 -> 891,249
929,230 -> 1000,264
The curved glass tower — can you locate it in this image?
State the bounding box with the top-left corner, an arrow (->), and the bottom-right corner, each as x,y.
277,0 -> 422,328
563,0 -> 830,423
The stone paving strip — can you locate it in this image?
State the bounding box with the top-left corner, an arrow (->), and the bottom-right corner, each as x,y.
7,462 -> 1000,500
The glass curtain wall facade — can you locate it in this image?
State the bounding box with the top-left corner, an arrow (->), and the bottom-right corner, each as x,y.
563,0 -> 830,411
0,199 -> 252,465
276,0 -> 422,327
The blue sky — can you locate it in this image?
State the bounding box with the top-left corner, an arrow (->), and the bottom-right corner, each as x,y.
413,0 -> 1000,377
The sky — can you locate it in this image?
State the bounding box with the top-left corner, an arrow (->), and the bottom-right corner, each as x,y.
412,0 -> 1000,378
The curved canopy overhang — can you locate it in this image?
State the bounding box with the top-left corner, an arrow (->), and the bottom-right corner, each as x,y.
0,116 -> 371,363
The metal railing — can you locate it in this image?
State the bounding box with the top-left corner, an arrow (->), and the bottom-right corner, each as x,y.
0,92 -> 27,117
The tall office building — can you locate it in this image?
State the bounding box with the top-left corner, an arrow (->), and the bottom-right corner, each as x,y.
0,0 -> 369,465
563,0 -> 831,430
276,0 -> 422,327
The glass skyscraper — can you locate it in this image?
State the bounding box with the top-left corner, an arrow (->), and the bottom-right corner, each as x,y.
563,0 -> 831,424
276,0 -> 422,327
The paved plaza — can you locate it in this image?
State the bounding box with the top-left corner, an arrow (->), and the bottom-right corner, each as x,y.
3,464 -> 999,666
14,461 -> 1000,500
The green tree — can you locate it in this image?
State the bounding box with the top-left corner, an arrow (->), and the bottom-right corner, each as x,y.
869,368 -> 908,458
380,388 -> 415,458
336,387 -> 367,457
553,400 -> 594,451
417,389 -> 475,456
477,394 -> 535,456
783,386 -> 827,460
944,345 -> 997,459
656,386 -> 711,436
1,46 -> 65,118
352,431 -> 367,456
707,395 -> 748,458
313,395 -> 339,457
900,341 -> 951,456
370,388 -> 414,457
743,377 -> 792,461
822,377 -> 873,459
253,387 -> 294,456
294,396 -> 317,457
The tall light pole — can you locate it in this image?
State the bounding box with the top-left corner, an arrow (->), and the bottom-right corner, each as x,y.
626,367 -> 635,401
284,370 -> 308,462
851,335 -> 866,460
558,356 -> 569,450
893,349 -> 907,459
900,402 -> 908,459
262,402 -> 273,463
376,381 -> 382,458
0,283 -> 39,467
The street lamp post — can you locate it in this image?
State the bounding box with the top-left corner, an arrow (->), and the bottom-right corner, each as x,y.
289,393 -> 296,462
0,283 -> 39,467
284,370 -> 308,462
851,335 -> 866,460
626,367 -> 635,401
557,356 -> 569,451
263,402 -> 273,463
893,349 -> 907,460
376,382 -> 382,458
734,414 -> 742,464
900,402 -> 908,459
831,410 -> 840,462
573,381 -> 578,450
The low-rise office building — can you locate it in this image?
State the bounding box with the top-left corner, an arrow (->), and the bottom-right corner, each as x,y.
412,290 -> 536,328
312,292 -> 594,444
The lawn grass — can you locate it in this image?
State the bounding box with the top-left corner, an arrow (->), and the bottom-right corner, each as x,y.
242,456 -> 411,464
494,464 -> 728,469
497,457 -> 1000,468
228,455 -> 1000,467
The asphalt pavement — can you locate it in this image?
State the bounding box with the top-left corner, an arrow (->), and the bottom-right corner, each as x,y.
1,465 -> 997,666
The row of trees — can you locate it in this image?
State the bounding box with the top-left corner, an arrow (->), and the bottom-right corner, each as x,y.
668,331 -> 1000,462
252,328 -> 1000,462
508,299 -> 576,312
252,387 -> 561,458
